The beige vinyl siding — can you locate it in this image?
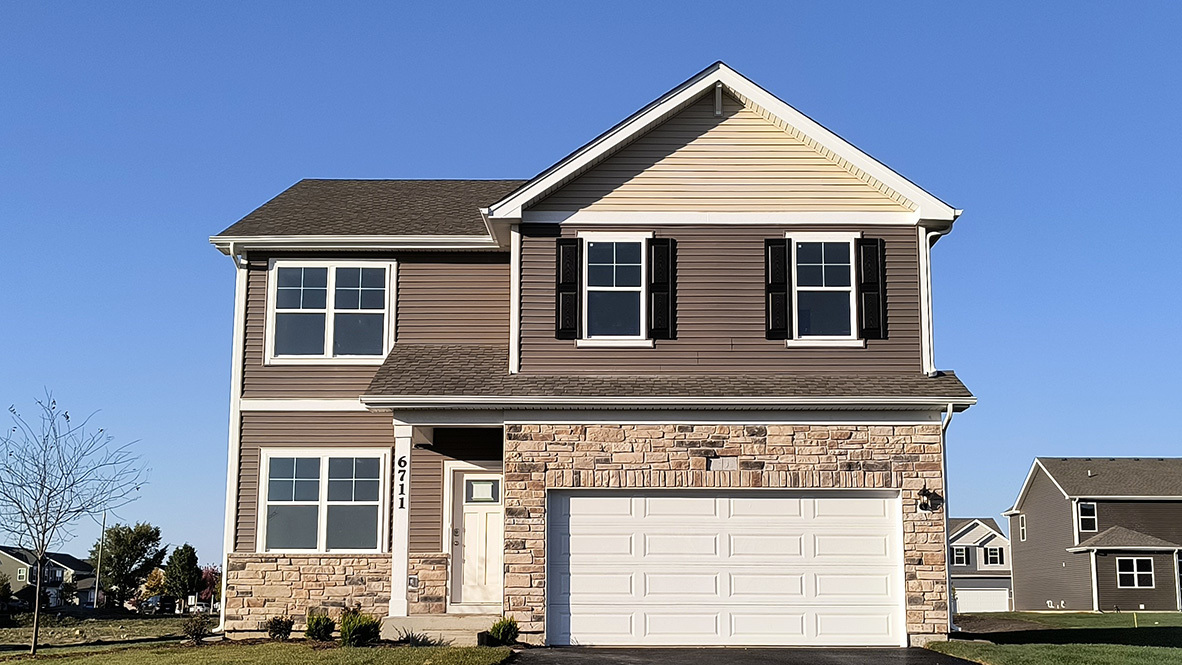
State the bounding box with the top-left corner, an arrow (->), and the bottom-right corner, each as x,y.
519,223 -> 921,374
531,92 -> 912,213
241,253 -> 509,398
407,429 -> 503,554
234,411 -> 396,553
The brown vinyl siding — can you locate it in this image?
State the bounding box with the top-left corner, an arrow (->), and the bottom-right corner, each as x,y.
531,92 -> 912,212
234,411 -> 396,553
241,253 -> 508,398
1009,467 -> 1093,610
518,223 -> 921,374
1095,552 -> 1178,611
408,428 -> 503,553
1092,501 -> 1182,544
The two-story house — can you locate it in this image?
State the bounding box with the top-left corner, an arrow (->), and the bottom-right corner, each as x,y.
0,547 -> 95,607
1005,457 -> 1182,612
212,62 -> 974,647
947,518 -> 1011,613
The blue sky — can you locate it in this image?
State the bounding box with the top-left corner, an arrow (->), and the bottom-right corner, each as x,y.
2,2 -> 1180,561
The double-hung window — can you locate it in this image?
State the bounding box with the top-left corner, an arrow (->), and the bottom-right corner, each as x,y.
787,232 -> 862,346
260,449 -> 388,553
1078,502 -> 1097,532
984,547 -> 1005,566
952,546 -> 968,566
578,231 -> 650,345
268,260 -> 395,363
16,568 -> 26,582
1117,557 -> 1154,588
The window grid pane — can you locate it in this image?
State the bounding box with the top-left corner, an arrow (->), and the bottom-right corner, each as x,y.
272,264 -> 390,359
586,241 -> 643,337
265,454 -> 383,552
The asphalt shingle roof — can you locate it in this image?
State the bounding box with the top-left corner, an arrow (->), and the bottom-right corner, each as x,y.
949,517 -> 1004,537
216,179 -> 526,237
364,344 -> 973,400
1038,457 -> 1182,498
1074,525 -> 1182,550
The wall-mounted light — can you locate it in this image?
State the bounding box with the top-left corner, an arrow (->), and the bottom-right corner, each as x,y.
918,485 -> 943,513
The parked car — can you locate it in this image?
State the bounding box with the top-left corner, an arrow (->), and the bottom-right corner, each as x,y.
189,602 -> 210,613
138,595 -> 176,615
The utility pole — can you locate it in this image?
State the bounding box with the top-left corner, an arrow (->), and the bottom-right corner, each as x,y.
92,511 -> 105,610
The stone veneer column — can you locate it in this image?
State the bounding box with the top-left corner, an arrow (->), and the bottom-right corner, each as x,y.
502,423 -> 948,645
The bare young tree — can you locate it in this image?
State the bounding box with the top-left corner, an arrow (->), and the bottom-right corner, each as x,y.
0,394 -> 145,655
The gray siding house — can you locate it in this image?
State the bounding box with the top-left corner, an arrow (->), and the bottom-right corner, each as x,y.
948,518 -> 1011,613
1005,458 -> 1182,612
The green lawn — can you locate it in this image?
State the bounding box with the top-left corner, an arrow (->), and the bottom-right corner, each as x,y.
962,611 -> 1182,630
0,614 -> 186,649
931,640 -> 1182,665
0,642 -> 511,665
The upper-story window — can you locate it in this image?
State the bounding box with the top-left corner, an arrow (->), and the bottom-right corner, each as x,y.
1018,514 -> 1027,541
267,260 -> 395,364
951,546 -> 967,566
560,231 -> 667,347
586,239 -> 644,338
1078,502 -> 1097,532
794,238 -> 854,338
16,567 -> 26,582
984,547 -> 1005,566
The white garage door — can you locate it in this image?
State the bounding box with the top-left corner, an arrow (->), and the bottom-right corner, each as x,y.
954,588 -> 1010,613
547,490 -> 904,646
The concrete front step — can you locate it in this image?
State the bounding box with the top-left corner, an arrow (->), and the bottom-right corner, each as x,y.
381,614 -> 501,647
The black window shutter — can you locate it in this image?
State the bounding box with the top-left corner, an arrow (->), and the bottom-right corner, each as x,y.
648,238 -> 675,339
765,239 -> 790,339
555,238 -> 581,339
857,237 -> 887,340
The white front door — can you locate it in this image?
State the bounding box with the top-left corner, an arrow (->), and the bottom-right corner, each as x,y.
450,470 -> 504,607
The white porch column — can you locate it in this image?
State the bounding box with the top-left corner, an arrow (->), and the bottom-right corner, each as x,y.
389,424 -> 412,616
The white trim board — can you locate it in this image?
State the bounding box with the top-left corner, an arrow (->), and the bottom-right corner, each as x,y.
240,399 -> 368,412
211,235 -> 500,254
387,408 -> 950,427
523,211 -> 921,225
363,395 -> 976,409
488,62 -> 959,223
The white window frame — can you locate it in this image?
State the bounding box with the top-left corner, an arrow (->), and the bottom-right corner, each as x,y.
576,231 -> 653,348
265,259 -> 397,365
983,547 -> 1005,567
784,231 -> 865,348
1116,557 -> 1155,589
1019,514 -> 1027,542
16,567 -> 26,582
1078,501 -> 1098,533
952,546 -> 968,566
257,447 -> 391,554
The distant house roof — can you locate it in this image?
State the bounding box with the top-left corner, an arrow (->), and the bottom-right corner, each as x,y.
215,179 -> 525,238
1037,457 -> 1182,498
949,517 -> 1005,540
1068,525 -> 1182,553
361,344 -> 974,408
47,553 -> 94,575
0,546 -> 35,566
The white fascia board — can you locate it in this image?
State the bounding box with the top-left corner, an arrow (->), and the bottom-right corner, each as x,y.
948,519 -> 984,542
489,62 -> 959,222
209,234 -> 501,255
1067,545 -> 1180,553
523,211 -> 921,225
361,394 -> 976,409
239,399 -> 368,412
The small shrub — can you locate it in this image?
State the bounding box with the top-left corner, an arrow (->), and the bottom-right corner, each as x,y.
487,616 -> 519,645
339,607 -> 381,647
264,615 -> 294,641
181,613 -> 212,645
396,627 -> 452,647
305,612 -> 336,642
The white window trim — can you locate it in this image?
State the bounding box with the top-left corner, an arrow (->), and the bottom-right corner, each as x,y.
983,547 -> 1006,567
1019,514 -> 1027,542
1116,556 -> 1155,589
16,567 -> 26,582
785,231 -> 865,348
576,231 -> 652,344
257,447 -> 392,555
1078,501 -> 1098,533
264,259 -> 397,365
952,546 -> 968,566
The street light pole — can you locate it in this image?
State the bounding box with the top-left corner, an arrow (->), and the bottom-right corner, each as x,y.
92,511 -> 105,610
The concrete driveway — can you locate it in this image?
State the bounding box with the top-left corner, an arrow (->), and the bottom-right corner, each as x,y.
511,646 -> 974,665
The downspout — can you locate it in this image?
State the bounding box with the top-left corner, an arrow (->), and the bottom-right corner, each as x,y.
216,245 -> 249,634
941,402 -> 955,633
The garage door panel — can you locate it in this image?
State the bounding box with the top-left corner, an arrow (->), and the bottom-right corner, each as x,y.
548,491 -> 904,646
954,587 -> 1010,613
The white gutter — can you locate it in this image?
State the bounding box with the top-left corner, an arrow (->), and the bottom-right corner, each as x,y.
359,394 -> 977,409
209,234 -> 502,253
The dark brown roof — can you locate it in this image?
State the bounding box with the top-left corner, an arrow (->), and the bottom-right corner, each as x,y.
950,518 -> 1004,538
1072,525 -> 1182,551
1038,457 -> 1182,498
216,179 -> 526,237
363,344 -> 974,402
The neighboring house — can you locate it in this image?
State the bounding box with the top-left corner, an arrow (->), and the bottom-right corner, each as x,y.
948,518 -> 1011,613
0,546 -> 96,607
1005,457 -> 1182,612
212,62 -> 975,647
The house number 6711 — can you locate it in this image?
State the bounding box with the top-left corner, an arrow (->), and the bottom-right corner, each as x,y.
396,455 -> 408,509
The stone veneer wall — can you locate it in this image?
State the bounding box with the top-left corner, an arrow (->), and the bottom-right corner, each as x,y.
407,553 -> 449,614
224,554 -> 391,633
503,424 -> 948,646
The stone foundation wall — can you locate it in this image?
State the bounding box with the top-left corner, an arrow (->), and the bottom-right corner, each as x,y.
224,554 -> 391,633
407,553 -> 449,614
503,423 -> 948,645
